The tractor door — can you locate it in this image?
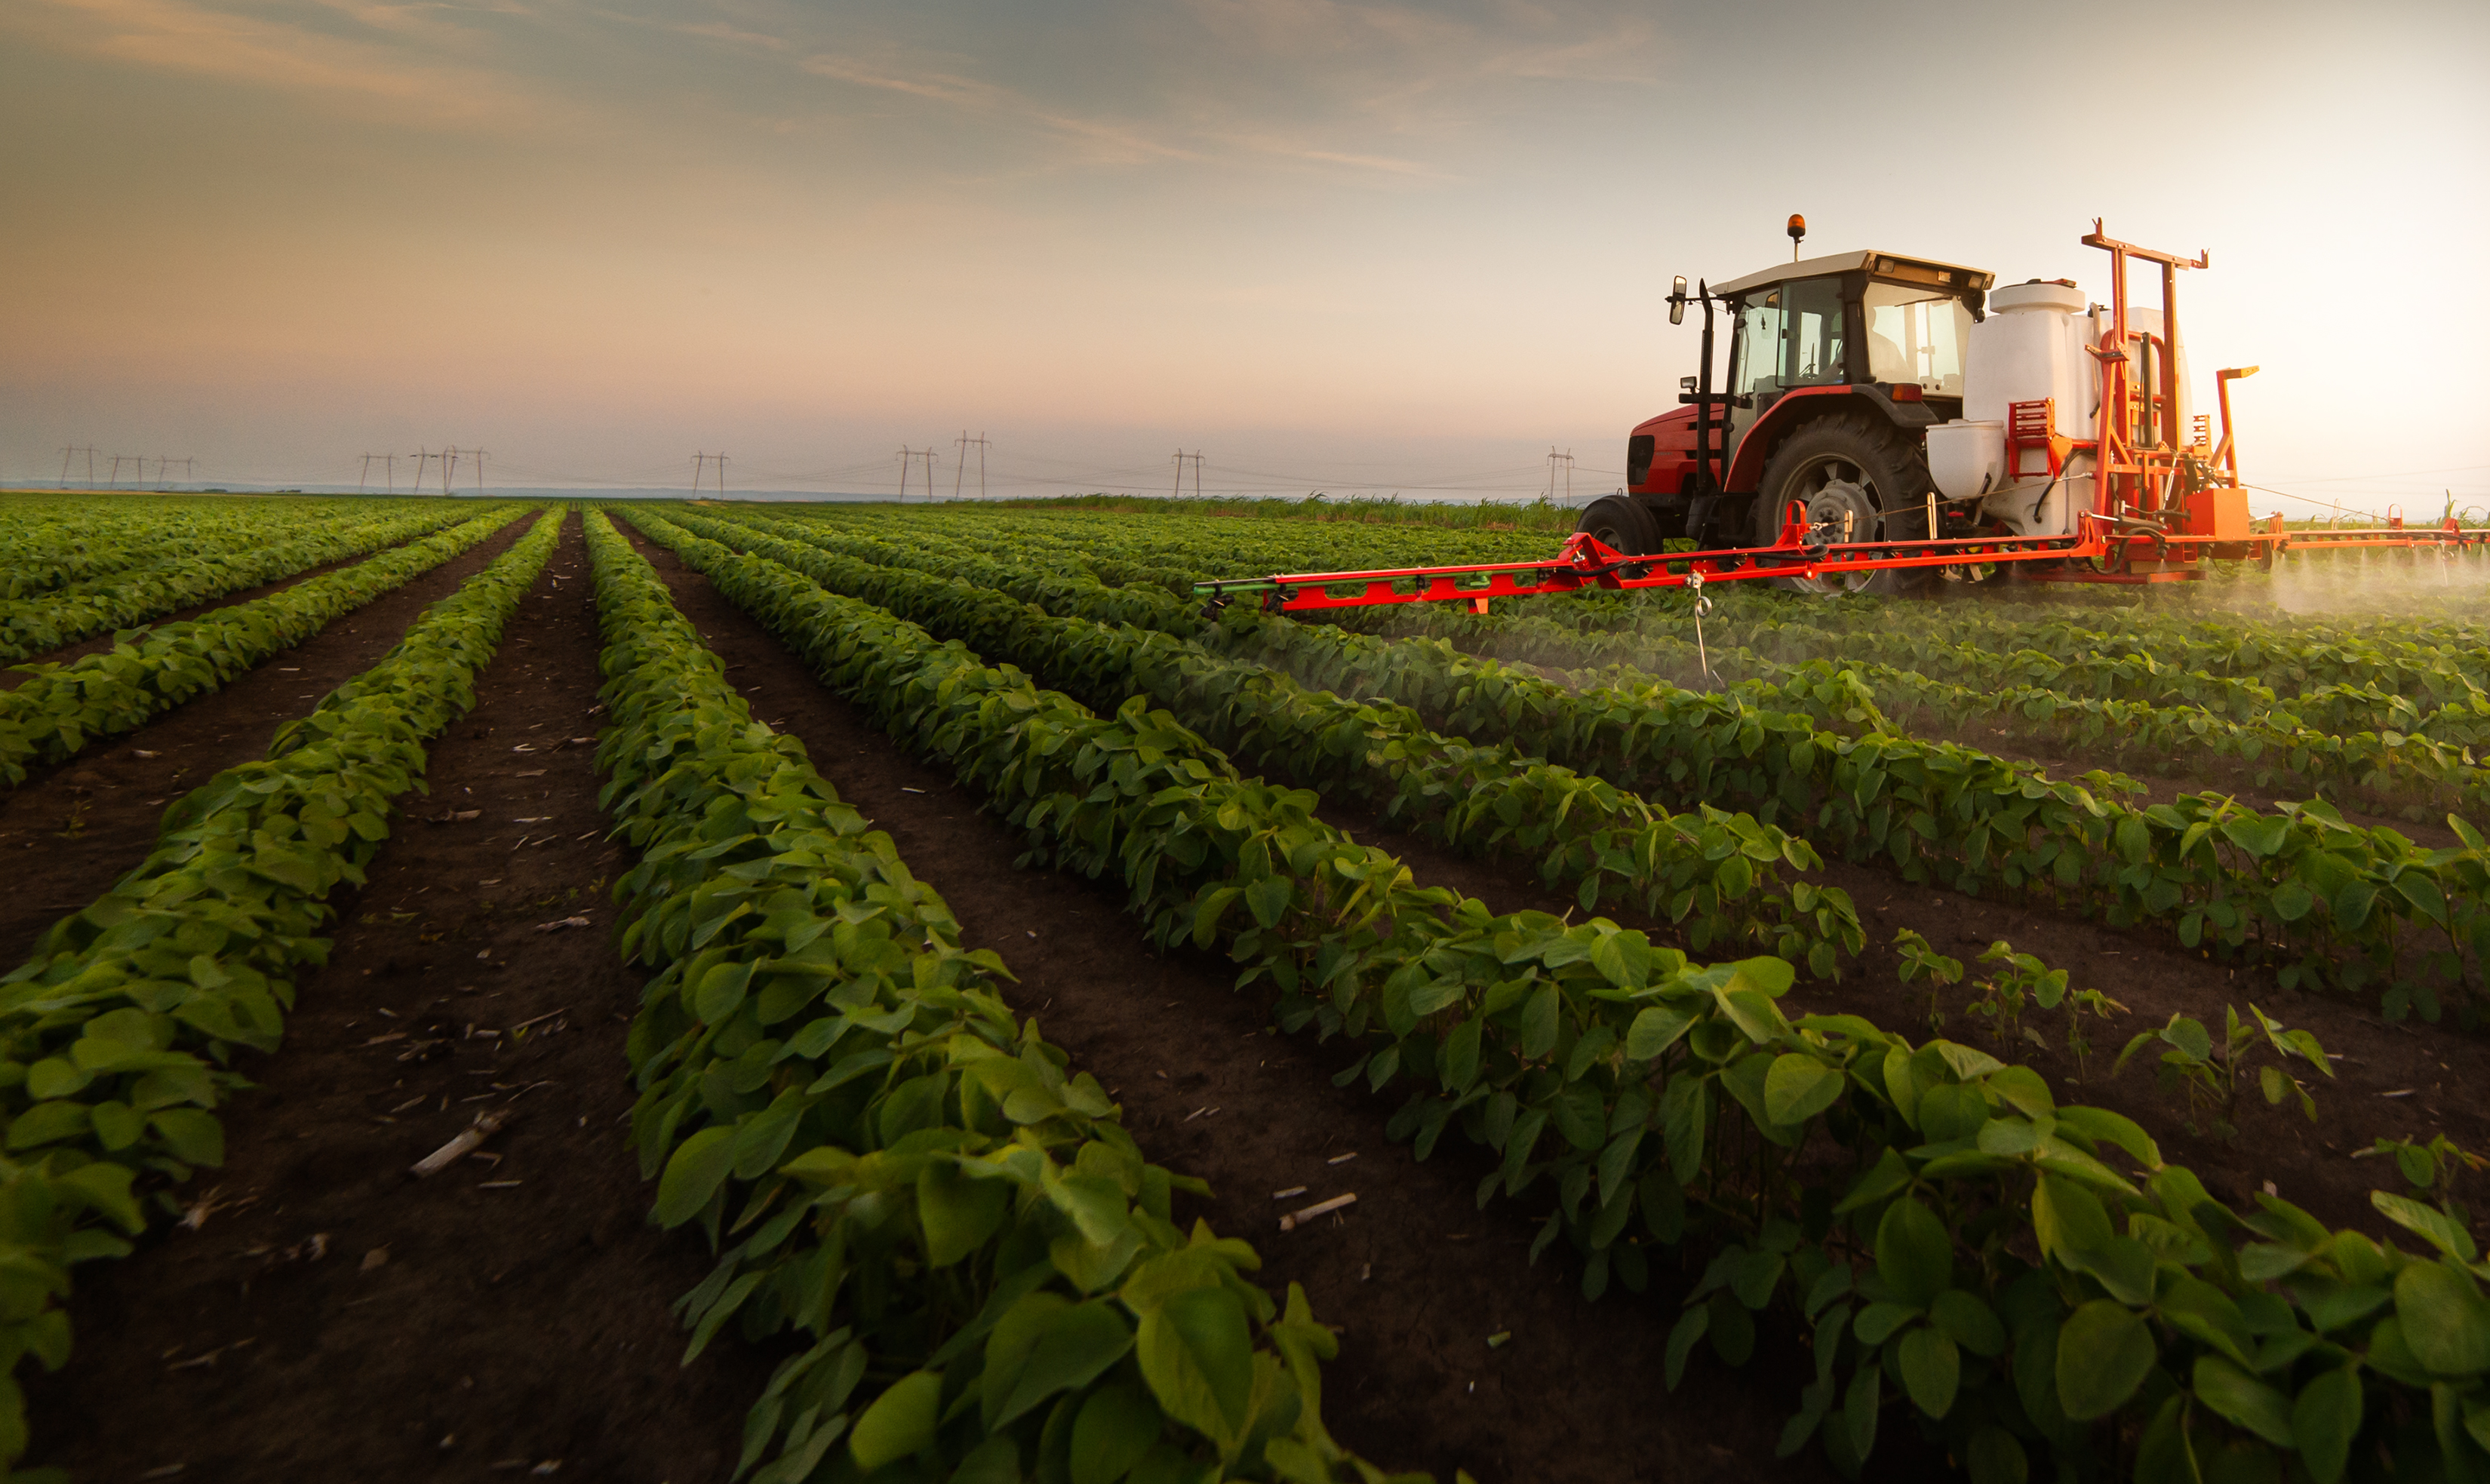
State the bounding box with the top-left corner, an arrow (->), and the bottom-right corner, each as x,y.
1725,276 -> 1848,490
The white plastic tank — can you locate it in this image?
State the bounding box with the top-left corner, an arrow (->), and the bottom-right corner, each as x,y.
1963,279 -> 2101,537
1927,420 -> 2003,503
1964,280 -> 2094,437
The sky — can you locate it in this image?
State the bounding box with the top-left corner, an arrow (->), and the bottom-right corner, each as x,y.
3,0 -> 2485,513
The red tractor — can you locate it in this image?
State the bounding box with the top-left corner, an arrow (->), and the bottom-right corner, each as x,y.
1197,220 -> 2473,617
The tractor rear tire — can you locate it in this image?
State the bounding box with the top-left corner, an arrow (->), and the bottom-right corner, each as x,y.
1576,494 -> 1661,556
1752,413 -> 1936,597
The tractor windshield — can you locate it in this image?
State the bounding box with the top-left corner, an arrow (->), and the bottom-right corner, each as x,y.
1863,283 -> 1973,394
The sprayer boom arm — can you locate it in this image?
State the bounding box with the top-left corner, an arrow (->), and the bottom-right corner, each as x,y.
1193,518 -> 2474,615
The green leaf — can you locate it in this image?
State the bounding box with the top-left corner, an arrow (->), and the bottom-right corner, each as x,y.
2290,1366 -> 2362,1484
992,1302 -> 1136,1430
1244,874 -> 1294,929
694,959 -> 753,1024
2055,1299 -> 2156,1421
1071,1383 -> 1163,1484
1964,1426 -> 2028,1484
2221,814 -> 2292,858
147,1107 -> 226,1167
1663,1304 -> 1708,1390
2394,1260 -> 2490,1375
1874,1197 -> 1951,1309
1136,1284 -> 1253,1441
1896,1327 -> 1960,1419
2375,1191 -> 2479,1261
849,1369 -> 942,1470
1763,1054 -> 1845,1126
2192,1354 -> 2294,1446
1625,1004 -> 1698,1062
918,1159 -> 1010,1268
1930,1289 -> 2006,1358
1842,1363 -> 1880,1462
653,1126 -> 737,1228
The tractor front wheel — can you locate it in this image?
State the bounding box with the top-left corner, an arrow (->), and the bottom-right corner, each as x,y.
1575,494 -> 1661,557
1752,413 -> 1936,597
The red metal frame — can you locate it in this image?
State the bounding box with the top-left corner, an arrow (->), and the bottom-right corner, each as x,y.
1196,517 -> 2480,614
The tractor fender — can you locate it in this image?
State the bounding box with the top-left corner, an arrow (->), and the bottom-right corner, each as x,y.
1724,386 -> 1938,493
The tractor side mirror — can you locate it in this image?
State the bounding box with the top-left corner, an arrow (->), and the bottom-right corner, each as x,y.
1668,275 -> 1688,326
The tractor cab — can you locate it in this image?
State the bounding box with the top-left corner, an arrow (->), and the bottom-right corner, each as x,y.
1591,247 -> 1995,591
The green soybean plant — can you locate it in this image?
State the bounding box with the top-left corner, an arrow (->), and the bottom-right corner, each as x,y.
2113,1003 -> 2333,1139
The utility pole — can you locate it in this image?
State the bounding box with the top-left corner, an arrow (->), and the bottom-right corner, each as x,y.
469,449 -> 487,494
58,447 -> 100,490
1546,446 -> 1575,502
359,453 -> 397,493
442,446 -> 460,496
954,431 -> 991,499
897,446 -> 938,500
410,447 -> 438,493
107,455 -> 135,489
1172,450 -> 1204,499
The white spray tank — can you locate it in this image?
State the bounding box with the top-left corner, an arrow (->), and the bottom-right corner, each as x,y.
1926,280 -> 2103,537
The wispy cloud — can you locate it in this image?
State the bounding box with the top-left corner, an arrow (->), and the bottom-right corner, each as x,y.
11,0 -> 555,128
801,53 -> 1204,167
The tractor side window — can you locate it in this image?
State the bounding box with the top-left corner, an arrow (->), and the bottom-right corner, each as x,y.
1863,284 -> 1973,394
1782,277 -> 1845,386
1732,291 -> 1784,396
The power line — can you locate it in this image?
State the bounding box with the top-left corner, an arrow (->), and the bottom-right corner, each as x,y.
954,431 -> 991,500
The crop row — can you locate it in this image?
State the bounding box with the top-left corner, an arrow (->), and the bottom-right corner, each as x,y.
0,502 -> 500,663
0,509 -> 562,1473
789,504 -> 2490,702
630,507 -> 2490,1484
657,507 -> 1862,976
0,508 -> 521,787
1219,605 -> 2490,1020
0,497 -> 358,602
1299,558 -> 2489,708
1339,604 -> 2490,822
763,515 -> 2490,1022
724,512 -> 2490,1015
583,510 -> 1407,1484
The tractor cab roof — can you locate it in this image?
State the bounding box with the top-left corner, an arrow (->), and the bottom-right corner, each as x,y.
1711,250 -> 1995,300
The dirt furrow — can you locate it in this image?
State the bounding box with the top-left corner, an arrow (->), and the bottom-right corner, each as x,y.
0,513 -> 532,969
26,515 -> 764,1483
616,525 -> 1858,1484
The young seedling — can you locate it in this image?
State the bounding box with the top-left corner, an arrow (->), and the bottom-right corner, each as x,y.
2113,1003 -> 2332,1140
2355,1132 -> 2487,1224
1892,929 -> 1962,1034
1958,941 -> 2127,1072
